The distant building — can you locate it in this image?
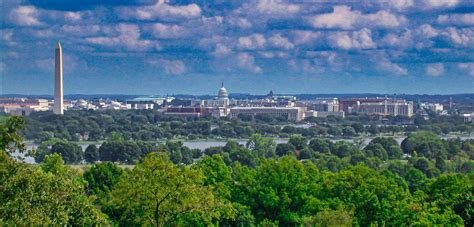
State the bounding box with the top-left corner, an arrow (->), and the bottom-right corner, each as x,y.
126,96 -> 173,110
420,103 -> 444,113
306,98 -> 339,112
305,111 -> 345,118
229,107 -> 305,121
0,99 -> 50,116
461,113 -> 473,122
164,107 -> 213,119
339,98 -> 386,113
352,99 -> 414,117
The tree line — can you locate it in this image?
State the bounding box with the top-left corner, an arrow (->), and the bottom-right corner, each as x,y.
1,116 -> 473,225
16,109 -> 472,142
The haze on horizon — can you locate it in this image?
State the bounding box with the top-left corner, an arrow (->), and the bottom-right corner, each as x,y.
1,0 -> 473,95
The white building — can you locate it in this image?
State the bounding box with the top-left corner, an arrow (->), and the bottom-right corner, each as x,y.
305,111 -> 345,118
353,100 -> 414,117
421,103 -> 444,113
229,107 -> 305,121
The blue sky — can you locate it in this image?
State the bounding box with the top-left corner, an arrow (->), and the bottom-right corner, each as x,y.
1,0 -> 473,95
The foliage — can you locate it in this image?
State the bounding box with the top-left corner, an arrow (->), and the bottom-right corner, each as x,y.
106,152 -> 230,226
84,144 -> 99,163
0,152 -> 108,225
83,162 -> 124,196
0,116 -> 25,154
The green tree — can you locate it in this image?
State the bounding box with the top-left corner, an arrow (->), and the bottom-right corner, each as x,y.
84,144 -> 99,163
107,153 -> 228,226
83,162 -> 124,196
232,156 -> 320,225
0,116 -> 25,154
401,131 -> 447,159
320,165 -> 412,226
309,138 -> 331,154
288,135 -> 308,150
0,153 -> 108,225
50,141 -> 83,164
246,134 -> 276,158
369,137 -> 403,159
275,143 -> 295,157
428,174 -> 473,226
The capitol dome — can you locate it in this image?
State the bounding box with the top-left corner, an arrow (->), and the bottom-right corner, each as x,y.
217,82 -> 228,99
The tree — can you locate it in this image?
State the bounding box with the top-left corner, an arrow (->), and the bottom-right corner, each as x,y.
83,162 -> 124,196
50,141 -> 83,164
309,138 -> 331,154
246,134 -> 276,158
342,126 -> 356,137
364,143 -> 388,160
303,207 -> 353,227
275,143 -> 295,157
0,153 -> 108,225
84,144 -> 99,163
401,131 -> 447,159
369,137 -> 402,159
428,174 -> 473,226
288,135 -> 307,150
232,156 -> 320,225
107,153 -> 229,226
0,116 -> 25,154
320,165 -> 412,226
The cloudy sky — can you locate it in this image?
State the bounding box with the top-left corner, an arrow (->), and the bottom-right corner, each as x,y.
1,0 -> 473,95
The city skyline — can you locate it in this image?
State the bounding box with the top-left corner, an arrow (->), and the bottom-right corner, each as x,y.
1,0 -> 474,95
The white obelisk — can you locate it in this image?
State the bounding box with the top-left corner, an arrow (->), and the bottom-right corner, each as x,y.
54,42 -> 64,115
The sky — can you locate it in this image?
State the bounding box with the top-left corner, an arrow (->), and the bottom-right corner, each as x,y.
0,0 -> 473,95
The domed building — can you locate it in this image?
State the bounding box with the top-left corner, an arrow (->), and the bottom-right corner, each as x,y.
218,82 -> 229,100
202,82 -> 230,108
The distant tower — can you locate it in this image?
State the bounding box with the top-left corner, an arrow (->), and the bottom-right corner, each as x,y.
54,42 -> 64,115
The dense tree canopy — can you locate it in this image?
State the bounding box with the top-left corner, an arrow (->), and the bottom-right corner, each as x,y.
1,116 -> 472,225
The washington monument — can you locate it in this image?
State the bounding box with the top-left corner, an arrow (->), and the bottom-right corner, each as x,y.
54,42 -> 64,115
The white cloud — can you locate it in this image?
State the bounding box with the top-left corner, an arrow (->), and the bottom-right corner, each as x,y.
86,24 -> 157,51
417,24 -> 439,38
1,30 -> 16,46
381,30 -> 413,49
8,6 -> 42,26
424,0 -> 459,8
426,63 -> 444,76
227,17 -> 252,29
309,5 -> 407,29
64,12 -> 82,21
378,58 -> 408,76
237,34 -> 266,50
147,58 -> 186,75
381,0 -> 415,10
378,59 -> 408,76
62,25 -> 101,36
254,0 -> 300,16
237,53 -> 262,73
438,13 -> 474,26
212,44 -> 232,57
291,30 -> 321,45
457,62 -> 474,76
328,28 -> 376,50
119,0 -> 201,21
258,51 -> 288,59
151,23 -> 187,39
440,27 -> 474,47
268,34 -> 294,50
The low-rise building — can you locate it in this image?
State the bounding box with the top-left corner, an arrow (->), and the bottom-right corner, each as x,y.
229,107 -> 304,121
305,111 -> 345,118
352,99 -> 414,117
